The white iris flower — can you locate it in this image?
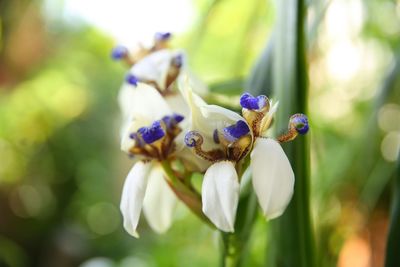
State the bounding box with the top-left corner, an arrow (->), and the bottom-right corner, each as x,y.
180,81 -> 309,232
119,82 -> 182,238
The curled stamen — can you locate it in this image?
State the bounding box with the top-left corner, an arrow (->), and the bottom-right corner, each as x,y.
223,120 -> 250,142
137,120 -> 165,144
111,45 -> 128,60
240,93 -> 268,110
184,131 -> 202,148
125,74 -> 139,86
290,113 -> 309,135
184,131 -> 225,162
277,113 -> 309,143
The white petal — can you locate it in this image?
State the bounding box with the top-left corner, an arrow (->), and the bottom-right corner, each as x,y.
120,116 -> 150,153
176,144 -> 210,172
178,77 -> 250,148
202,161 -> 239,232
260,100 -> 279,135
118,82 -> 171,123
179,69 -> 209,96
120,161 -> 152,237
143,165 -> 177,234
165,93 -> 189,119
250,138 -> 294,219
130,49 -> 180,90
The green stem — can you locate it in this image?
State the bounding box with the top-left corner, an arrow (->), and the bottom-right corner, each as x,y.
221,232 -> 241,267
220,185 -> 258,267
160,161 -> 214,228
385,159 -> 400,267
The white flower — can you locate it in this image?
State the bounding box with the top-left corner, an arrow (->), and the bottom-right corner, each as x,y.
181,84 -> 309,232
120,160 -> 177,237
119,82 -> 180,237
250,138 -> 294,219
180,82 -> 252,232
118,82 -> 208,237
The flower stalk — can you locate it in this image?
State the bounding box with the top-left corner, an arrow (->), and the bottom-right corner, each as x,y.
160,160 -> 215,228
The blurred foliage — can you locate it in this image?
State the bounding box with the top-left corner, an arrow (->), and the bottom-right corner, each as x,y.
0,0 -> 399,266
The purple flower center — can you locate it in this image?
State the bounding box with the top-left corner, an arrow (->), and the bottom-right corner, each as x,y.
223,120 -> 250,142
111,46 -> 128,60
240,93 -> 267,110
137,121 -> 165,144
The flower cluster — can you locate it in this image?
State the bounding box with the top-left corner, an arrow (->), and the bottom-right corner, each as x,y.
113,33 -> 309,237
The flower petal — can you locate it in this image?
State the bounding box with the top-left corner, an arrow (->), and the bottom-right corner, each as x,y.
120,161 -> 152,237
202,161 -> 239,232
250,138 -> 294,219
260,100 -> 279,135
118,82 -> 171,122
179,77 -> 250,148
130,49 -> 182,90
143,165 -> 177,234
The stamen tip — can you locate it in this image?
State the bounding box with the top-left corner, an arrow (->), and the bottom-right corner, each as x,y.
240,92 -> 268,110
290,114 -> 309,135
125,74 -> 139,86
172,54 -> 183,68
155,32 -> 172,41
184,131 -> 198,147
137,120 -> 165,144
223,120 -> 250,141
172,113 -> 184,123
111,45 -> 128,60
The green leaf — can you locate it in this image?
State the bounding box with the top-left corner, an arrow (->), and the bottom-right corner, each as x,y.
265,0 -> 317,266
385,160 -> 400,267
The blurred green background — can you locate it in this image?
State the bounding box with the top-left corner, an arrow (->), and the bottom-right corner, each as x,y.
0,0 -> 399,266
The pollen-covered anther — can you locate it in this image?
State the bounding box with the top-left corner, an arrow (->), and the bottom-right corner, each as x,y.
221,120 -> 252,161
277,113 -> 309,143
185,120 -> 252,163
128,117 -> 184,160
153,32 -> 172,51
125,74 -> 139,86
240,93 -> 270,112
240,93 -> 272,137
164,54 -> 183,92
111,45 -> 129,60
155,32 -> 172,41
162,113 -> 184,136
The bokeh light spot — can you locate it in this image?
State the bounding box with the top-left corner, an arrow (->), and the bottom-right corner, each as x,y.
86,202 -> 120,235
380,132 -> 400,162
